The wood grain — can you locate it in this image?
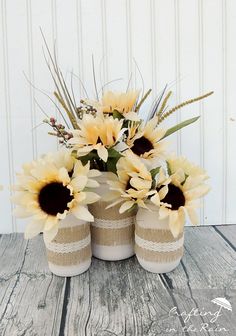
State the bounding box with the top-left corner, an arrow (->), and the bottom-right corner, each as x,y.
0,234 -> 66,336
0,227 -> 235,335
214,225 -> 236,249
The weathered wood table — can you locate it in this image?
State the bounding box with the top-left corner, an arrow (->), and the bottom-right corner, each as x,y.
0,226 -> 235,336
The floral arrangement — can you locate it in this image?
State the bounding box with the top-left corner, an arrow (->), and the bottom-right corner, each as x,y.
38,44 -> 212,240
11,40 -> 213,275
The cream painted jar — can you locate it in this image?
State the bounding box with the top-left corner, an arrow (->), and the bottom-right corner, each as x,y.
89,172 -> 135,261
45,213 -> 91,277
135,204 -> 184,273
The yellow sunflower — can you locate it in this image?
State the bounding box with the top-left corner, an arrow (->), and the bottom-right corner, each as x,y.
127,118 -> 168,160
69,114 -> 124,162
12,155 -> 100,243
150,158 -> 210,238
107,151 -> 155,213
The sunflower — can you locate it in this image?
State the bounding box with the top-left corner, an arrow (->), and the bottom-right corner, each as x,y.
69,114 -> 124,162
102,90 -> 140,119
150,158 -> 210,238
12,155 -> 100,243
127,118 -> 168,161
107,151 -> 155,213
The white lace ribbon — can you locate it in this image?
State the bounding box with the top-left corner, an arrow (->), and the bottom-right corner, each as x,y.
46,235 -> 91,254
92,216 -> 135,229
135,233 -> 184,252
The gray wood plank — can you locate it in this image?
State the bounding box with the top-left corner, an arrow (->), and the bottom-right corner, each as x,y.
0,234 -> 28,323
62,227 -> 236,336
214,225 -> 236,249
63,259 -> 185,336
0,226 -> 236,336
165,226 -> 236,336
0,234 -> 66,336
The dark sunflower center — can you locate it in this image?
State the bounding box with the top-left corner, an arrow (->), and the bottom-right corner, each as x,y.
38,182 -> 73,216
159,183 -> 185,210
131,136 -> 154,156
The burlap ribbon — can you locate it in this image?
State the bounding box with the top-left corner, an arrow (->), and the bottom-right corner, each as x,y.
89,201 -> 136,246
135,224 -> 184,263
46,223 -> 91,266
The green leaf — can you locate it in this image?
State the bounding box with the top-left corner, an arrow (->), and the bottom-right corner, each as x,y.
150,167 -> 161,179
108,148 -> 123,159
161,116 -> 200,140
166,161 -> 172,175
113,110 -> 124,120
107,156 -> 121,174
150,167 -> 161,189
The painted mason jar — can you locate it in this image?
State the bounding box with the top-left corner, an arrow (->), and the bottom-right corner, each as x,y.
45,213 -> 91,276
135,204 -> 184,273
89,172 -> 136,261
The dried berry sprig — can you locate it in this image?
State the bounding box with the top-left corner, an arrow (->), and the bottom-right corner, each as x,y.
76,100 -> 97,119
43,117 -> 73,146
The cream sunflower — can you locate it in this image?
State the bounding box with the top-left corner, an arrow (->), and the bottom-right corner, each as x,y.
102,90 -> 140,120
12,155 -> 100,243
150,158 -> 210,238
127,118 -> 168,161
107,151 -> 155,213
69,114 -> 124,162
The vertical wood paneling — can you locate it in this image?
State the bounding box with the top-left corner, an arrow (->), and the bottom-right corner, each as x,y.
153,0 -> 178,154
0,0 -> 235,232
56,0 -> 81,111
178,0 -> 202,223
105,0 -> 129,89
201,0 -> 224,225
225,0 -> 236,223
5,0 -> 36,232
79,0 -> 104,98
129,0 -> 153,119
0,0 -> 15,232
30,1 -> 58,157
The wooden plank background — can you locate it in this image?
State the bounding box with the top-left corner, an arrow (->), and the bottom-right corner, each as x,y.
0,226 -> 235,335
0,0 -> 236,233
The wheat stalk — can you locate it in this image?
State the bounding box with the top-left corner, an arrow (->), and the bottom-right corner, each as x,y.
54,92 -> 79,129
157,91 -> 172,119
135,89 -> 152,112
158,91 -> 214,124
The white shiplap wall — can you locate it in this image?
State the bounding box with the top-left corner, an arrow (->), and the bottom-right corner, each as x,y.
0,0 -> 236,233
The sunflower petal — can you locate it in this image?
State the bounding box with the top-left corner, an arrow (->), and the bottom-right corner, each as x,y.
186,206 -> 199,225
24,219 -> 44,239
97,145 -> 108,162
159,206 -> 169,219
44,216 -> 58,231
83,192 -> 100,204
150,193 -> 160,206
119,201 -> 134,213
13,207 -> 31,218
71,175 -> 88,192
43,224 -> 59,244
72,205 -> 94,222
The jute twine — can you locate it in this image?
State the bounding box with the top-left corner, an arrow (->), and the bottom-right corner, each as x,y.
89,201 -> 136,246
46,223 -> 91,267
135,223 -> 184,263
